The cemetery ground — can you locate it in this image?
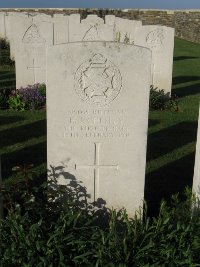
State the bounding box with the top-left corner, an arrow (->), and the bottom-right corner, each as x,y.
0,37 -> 200,214
0,37 -> 200,265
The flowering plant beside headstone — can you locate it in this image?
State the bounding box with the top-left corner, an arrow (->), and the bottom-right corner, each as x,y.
8,83 -> 46,111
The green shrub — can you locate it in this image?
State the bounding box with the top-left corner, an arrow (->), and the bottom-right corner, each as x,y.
37,83 -> 46,97
7,90 -> 25,111
7,83 -> 46,111
0,88 -> 13,109
150,85 -> 179,112
0,170 -> 200,266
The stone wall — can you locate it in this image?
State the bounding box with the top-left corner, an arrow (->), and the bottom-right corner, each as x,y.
1,8 -> 200,43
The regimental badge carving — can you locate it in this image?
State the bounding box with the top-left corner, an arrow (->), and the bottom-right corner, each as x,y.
22,24 -> 45,44
74,54 -> 122,106
146,29 -> 164,48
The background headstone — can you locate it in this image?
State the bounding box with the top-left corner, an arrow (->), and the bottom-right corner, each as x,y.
114,17 -> 142,43
53,14 -> 69,45
69,14 -> 114,42
69,14 -> 142,42
193,106 -> 200,199
47,41 -> 151,216
0,12 -> 6,39
6,13 -> 53,87
6,12 -> 69,87
4,12 -> 29,58
135,25 -> 174,93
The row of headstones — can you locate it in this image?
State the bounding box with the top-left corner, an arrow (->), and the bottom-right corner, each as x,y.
0,11 -> 179,217
0,11 -> 174,93
0,33 -> 199,218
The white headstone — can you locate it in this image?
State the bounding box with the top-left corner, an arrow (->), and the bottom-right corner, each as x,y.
114,17 -> 142,43
6,12 -> 69,87
0,12 -> 6,39
6,12 -> 143,88
47,41 -> 151,216
69,14 -> 114,42
135,25 -> 174,93
53,14 -> 69,45
15,44 -> 46,87
4,12 -> 30,58
5,13 -> 51,86
15,18 -> 53,88
193,106 -> 200,200
69,14 -> 142,43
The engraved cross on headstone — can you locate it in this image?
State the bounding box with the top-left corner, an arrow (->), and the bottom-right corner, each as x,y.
75,142 -> 119,202
151,63 -> 162,86
27,59 -> 42,84
151,63 -> 156,85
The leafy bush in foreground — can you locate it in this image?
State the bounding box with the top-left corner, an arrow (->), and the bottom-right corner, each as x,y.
0,169 -> 200,266
8,83 -> 46,110
150,85 -> 179,112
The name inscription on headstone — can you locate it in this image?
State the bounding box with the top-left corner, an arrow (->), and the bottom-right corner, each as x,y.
64,109 -> 130,138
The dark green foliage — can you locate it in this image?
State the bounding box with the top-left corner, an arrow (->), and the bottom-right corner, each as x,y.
0,38 -> 15,66
7,90 -> 25,111
0,172 -> 200,266
0,87 -> 13,109
149,86 -> 179,111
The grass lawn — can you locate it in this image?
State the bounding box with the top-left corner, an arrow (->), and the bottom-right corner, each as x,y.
0,43 -> 15,90
0,37 -> 200,215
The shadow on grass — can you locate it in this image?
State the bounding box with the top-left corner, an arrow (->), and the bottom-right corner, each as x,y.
145,152 -> 195,217
172,76 -> 200,85
0,115 -> 24,126
148,119 -> 160,127
0,79 -> 16,88
147,121 -> 198,162
0,70 -> 15,79
172,82 -> 200,98
173,56 -> 199,61
0,68 -> 16,89
1,141 -> 47,180
0,119 -> 46,148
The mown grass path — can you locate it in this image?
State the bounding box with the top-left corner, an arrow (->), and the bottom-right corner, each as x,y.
146,38 -> 200,214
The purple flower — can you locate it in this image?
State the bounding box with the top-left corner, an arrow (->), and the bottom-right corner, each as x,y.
17,83 -> 46,110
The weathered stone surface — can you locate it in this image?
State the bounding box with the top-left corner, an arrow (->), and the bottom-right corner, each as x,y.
114,17 -> 142,43
193,106 -> 200,199
53,14 -> 69,44
7,13 -> 69,87
7,13 -> 53,59
15,44 -> 46,87
135,25 -> 174,93
5,11 -> 174,94
4,12 -> 29,58
69,14 -> 114,41
0,12 -> 6,39
69,14 -> 142,42
47,41 -> 151,216
14,16 -> 53,88
1,9 -> 200,44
